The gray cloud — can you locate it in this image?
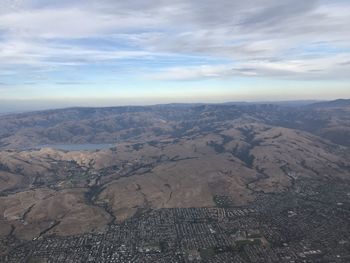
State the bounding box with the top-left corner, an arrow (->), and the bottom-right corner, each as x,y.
0,0 -> 349,80
240,1 -> 318,27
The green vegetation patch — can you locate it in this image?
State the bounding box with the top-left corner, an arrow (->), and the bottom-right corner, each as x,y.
236,239 -> 261,248
199,248 -> 216,260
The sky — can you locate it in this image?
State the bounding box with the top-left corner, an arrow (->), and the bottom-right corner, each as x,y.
0,0 -> 350,111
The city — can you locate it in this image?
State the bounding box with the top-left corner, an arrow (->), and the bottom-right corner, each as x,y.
3,177 -> 349,262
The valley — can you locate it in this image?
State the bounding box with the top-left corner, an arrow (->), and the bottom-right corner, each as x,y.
0,101 -> 349,262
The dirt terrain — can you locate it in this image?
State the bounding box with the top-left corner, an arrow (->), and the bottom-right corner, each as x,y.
0,101 -> 349,242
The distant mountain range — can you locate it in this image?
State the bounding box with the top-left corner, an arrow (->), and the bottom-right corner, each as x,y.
1,98 -> 348,114
308,99 -> 350,108
0,99 -> 349,149
0,98 -> 349,261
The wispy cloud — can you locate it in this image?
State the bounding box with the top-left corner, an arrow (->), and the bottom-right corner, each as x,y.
0,0 -> 350,95
149,54 -> 350,81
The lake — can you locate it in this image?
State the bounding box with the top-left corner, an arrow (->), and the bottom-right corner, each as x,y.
39,143 -> 115,151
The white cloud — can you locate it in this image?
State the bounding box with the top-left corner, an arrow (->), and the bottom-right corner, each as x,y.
149,54 -> 350,81
0,38 -> 153,69
0,0 -> 350,81
0,7 -> 163,38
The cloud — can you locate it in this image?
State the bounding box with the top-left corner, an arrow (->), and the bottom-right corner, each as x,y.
149,54 -> 350,80
0,0 -> 350,83
0,38 -> 153,68
149,65 -> 237,81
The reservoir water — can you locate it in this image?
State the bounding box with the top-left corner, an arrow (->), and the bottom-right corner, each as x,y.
39,143 -> 115,151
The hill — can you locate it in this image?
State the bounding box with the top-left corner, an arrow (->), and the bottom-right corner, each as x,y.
0,100 -> 350,148
0,101 -> 349,261
308,99 -> 350,108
